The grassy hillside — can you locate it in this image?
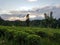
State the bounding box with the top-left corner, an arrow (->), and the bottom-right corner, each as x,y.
0,26 -> 60,45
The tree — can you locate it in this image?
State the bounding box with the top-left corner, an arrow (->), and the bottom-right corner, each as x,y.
49,11 -> 54,27
50,11 -> 53,20
26,14 -> 30,26
44,13 -> 49,27
0,16 -> 4,21
0,16 -> 4,25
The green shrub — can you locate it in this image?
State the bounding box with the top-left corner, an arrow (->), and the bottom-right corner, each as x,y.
25,30 -> 35,34
50,33 -> 60,42
5,31 -> 14,41
0,28 -> 7,37
15,31 -> 29,45
26,34 -> 41,45
35,31 -> 48,38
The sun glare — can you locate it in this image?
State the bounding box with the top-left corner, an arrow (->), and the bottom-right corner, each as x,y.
29,15 -> 36,18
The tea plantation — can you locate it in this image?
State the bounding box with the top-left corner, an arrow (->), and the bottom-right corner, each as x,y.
0,26 -> 60,45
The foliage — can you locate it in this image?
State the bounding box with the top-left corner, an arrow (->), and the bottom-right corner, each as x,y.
26,34 -> 41,45
0,26 -> 60,45
35,31 -> 48,38
0,13 -> 60,28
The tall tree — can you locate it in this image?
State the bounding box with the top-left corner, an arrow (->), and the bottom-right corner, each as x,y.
50,11 -> 53,20
26,14 -> 30,26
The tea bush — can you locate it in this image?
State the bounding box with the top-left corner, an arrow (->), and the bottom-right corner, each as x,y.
0,28 -> 7,37
50,33 -> 60,42
15,31 -> 29,45
35,31 -> 48,38
26,34 -> 41,45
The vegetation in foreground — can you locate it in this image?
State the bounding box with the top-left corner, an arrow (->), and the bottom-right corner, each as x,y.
0,26 -> 60,45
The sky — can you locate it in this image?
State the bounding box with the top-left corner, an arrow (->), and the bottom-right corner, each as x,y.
0,0 -> 60,21
0,0 -> 60,11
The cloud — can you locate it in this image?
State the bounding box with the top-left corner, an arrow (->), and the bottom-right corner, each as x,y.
54,4 -> 60,8
7,16 -> 27,21
19,6 -> 32,11
27,0 -> 37,2
0,4 -> 60,21
0,10 -> 11,14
